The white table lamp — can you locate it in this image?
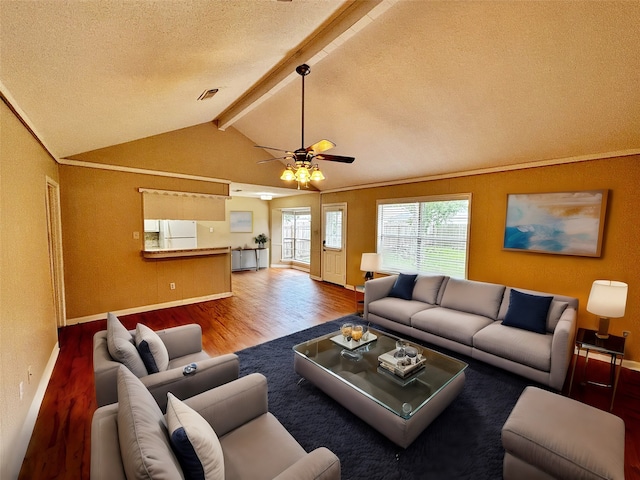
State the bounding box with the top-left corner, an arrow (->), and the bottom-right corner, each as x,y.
586,280 -> 628,339
360,253 -> 382,282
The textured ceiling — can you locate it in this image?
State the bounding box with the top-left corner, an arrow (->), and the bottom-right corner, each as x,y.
1,1 -> 639,192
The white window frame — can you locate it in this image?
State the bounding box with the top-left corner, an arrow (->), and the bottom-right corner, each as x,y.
376,194 -> 471,279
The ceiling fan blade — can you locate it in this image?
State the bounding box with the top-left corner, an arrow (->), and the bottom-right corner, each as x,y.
315,154 -> 355,164
256,156 -> 289,165
306,139 -> 335,154
255,145 -> 293,154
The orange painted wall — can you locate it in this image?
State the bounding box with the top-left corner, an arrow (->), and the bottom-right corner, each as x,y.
59,165 -> 232,321
321,155 -> 640,361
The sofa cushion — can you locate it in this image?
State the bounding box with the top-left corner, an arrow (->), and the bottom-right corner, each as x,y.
388,273 -> 418,300
166,393 -> 224,480
412,275 -> 446,305
116,366 -> 183,479
107,313 -> 148,377
503,290 -> 553,334
368,297 -> 435,326
411,307 -> 494,346
473,322 -> 552,372
439,279 -> 506,320
135,323 -> 170,373
220,413 -> 307,479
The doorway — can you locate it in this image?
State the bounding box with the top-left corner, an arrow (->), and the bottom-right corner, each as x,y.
45,177 -> 66,328
321,203 -> 346,286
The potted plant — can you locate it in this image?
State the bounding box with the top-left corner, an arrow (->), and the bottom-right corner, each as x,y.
254,233 -> 268,248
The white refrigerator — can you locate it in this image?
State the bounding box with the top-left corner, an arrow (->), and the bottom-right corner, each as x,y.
159,220 -> 197,249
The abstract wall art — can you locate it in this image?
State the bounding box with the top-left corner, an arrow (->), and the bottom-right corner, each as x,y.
230,211 -> 253,233
503,190 -> 608,257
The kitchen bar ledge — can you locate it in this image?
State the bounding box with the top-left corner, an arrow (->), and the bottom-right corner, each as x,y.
142,246 -> 231,259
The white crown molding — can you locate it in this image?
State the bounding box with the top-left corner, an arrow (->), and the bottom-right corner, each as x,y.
58,157 -> 231,185
320,149 -> 640,194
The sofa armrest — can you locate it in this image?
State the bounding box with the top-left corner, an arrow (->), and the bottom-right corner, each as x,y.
364,275 -> 397,318
549,307 -> 578,390
90,404 -> 127,480
155,324 -> 203,360
184,373 -> 268,437
93,331 -> 123,407
273,447 -> 341,480
143,353 -> 239,412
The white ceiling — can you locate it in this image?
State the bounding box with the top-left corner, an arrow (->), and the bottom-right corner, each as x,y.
2,1 -> 639,192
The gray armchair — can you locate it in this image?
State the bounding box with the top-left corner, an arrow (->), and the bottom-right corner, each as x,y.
91,368 -> 341,480
93,322 -> 239,411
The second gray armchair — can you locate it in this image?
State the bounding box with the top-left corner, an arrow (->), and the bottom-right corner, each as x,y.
93,313 -> 239,411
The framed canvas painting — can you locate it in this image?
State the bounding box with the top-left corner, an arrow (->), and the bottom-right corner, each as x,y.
230,211 -> 253,233
503,190 -> 608,257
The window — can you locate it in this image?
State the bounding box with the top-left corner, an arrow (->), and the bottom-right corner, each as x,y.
282,209 -> 311,263
377,195 -> 470,278
324,210 -> 343,249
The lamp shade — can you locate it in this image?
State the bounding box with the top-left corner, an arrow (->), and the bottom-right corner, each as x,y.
586,280 -> 628,318
360,253 -> 382,272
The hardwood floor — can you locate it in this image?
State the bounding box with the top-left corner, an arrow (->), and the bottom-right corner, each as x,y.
18,268 -> 640,479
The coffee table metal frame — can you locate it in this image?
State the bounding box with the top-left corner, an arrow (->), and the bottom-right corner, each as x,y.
293,327 -> 467,448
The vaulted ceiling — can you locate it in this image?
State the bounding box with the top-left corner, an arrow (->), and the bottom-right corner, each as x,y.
2,1 -> 639,193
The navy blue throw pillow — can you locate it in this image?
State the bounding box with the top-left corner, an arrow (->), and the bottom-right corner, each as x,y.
171,427 -> 206,480
389,273 -> 418,300
137,340 -> 159,374
502,289 -> 553,334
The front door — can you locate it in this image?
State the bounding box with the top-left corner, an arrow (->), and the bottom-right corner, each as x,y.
322,203 -> 346,286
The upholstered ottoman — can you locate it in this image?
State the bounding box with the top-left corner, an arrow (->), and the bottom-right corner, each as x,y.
502,386 -> 625,480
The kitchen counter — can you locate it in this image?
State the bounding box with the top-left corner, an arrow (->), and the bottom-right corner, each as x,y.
142,246 -> 231,259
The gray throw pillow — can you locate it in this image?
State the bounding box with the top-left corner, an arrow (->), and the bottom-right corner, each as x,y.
135,323 -> 170,373
117,366 -> 183,479
166,392 -> 225,480
412,275 -> 445,304
547,300 -> 569,332
107,313 -> 147,377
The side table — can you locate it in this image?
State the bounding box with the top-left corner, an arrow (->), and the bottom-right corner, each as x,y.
568,327 -> 625,410
354,285 -> 365,316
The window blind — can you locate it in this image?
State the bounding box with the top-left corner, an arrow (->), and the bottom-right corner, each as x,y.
377,196 -> 470,279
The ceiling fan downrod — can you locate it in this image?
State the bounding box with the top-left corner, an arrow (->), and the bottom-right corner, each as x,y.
296,64 -> 311,153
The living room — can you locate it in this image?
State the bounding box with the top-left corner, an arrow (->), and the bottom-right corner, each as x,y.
1,1 -> 639,479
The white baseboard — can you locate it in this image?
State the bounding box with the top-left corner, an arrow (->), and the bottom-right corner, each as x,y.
13,342 -> 60,480
66,292 -> 233,324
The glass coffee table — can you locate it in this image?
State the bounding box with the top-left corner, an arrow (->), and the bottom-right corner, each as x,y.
293,327 -> 467,448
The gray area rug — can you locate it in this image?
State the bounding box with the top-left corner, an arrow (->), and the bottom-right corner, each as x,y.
236,315 -> 541,480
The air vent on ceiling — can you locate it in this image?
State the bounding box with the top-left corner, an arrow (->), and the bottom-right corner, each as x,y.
197,88 -> 219,101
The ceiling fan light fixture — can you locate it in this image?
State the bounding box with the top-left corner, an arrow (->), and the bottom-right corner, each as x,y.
280,166 -> 295,181
310,166 -> 325,181
295,165 -> 311,183
256,63 -> 355,186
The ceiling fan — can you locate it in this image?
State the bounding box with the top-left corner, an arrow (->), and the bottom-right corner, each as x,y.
256,64 -> 355,187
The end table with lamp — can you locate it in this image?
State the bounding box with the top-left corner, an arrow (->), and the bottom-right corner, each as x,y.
568,279 -> 628,410
357,253 -> 382,316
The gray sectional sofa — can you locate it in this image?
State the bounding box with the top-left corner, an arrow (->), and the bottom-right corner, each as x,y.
364,274 -> 578,390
